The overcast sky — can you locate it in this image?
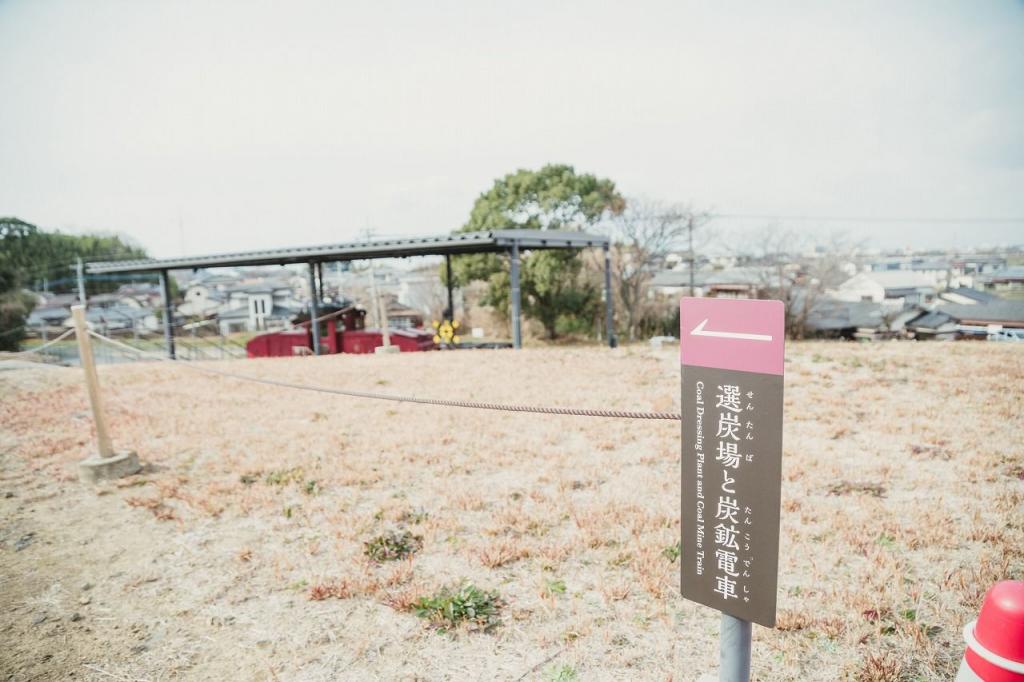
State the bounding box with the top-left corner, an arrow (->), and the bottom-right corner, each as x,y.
1,1 -> 1022,258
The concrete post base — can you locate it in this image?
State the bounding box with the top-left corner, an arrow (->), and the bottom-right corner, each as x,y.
374,345 -> 400,354
79,452 -> 141,484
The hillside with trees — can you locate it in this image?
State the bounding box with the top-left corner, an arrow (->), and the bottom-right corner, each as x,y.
0,217 -> 147,350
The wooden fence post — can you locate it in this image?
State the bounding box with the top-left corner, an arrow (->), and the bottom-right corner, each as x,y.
71,305 -> 140,482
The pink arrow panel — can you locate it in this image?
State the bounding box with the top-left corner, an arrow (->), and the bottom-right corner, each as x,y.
680,297 -> 785,375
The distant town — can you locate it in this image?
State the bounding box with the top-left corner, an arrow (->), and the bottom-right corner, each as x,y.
20,242 -> 1024,356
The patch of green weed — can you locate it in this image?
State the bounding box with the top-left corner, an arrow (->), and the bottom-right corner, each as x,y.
413,583 -> 502,631
547,664 -> 577,681
364,530 -> 423,562
265,467 -> 304,486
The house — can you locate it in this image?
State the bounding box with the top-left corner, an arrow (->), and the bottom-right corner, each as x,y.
215,301 -> 303,335
699,267 -> 772,299
938,287 -> 998,306
384,300 -> 425,330
114,283 -> 162,309
25,293 -> 77,331
905,310 -> 959,341
869,258 -> 954,287
937,302 -> 1024,329
648,267 -> 770,299
61,305 -> 158,335
178,271 -> 307,333
906,301 -> 1024,340
648,269 -> 695,297
177,283 -> 226,317
802,299 -> 888,339
951,255 -> 1008,277
832,271 -> 937,306
26,304 -> 73,329
975,266 -> 1024,294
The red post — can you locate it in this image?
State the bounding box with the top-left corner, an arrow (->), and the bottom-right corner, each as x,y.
957,581 -> 1024,681
325,319 -> 338,354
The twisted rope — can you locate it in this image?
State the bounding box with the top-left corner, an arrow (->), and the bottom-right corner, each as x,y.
88,330 -> 681,421
6,328 -> 76,355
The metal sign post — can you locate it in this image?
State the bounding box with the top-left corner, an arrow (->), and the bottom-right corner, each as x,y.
678,297 -> 785,681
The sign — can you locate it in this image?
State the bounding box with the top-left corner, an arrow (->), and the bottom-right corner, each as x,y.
679,297 -> 784,627
432,319 -> 462,346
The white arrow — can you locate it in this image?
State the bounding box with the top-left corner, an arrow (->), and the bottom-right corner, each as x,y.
690,318 -> 773,342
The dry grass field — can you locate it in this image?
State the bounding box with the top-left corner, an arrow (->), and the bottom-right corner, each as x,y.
1,341 -> 1022,681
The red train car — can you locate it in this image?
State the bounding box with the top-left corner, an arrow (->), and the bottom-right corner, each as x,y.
246,330 -> 311,357
342,329 -> 436,354
246,305 -> 436,358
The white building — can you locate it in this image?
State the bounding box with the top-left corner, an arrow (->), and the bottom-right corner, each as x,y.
178,271 -> 306,334
832,271 -> 937,306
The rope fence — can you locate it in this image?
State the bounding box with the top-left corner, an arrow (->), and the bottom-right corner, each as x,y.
5,328 -> 76,355
87,329 -> 682,421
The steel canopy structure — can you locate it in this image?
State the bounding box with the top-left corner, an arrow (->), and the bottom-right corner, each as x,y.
86,229 -> 615,356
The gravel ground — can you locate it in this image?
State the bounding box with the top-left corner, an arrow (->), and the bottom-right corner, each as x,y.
0,342 -> 1021,681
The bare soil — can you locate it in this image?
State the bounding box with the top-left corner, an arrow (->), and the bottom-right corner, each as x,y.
1,342 -> 1021,681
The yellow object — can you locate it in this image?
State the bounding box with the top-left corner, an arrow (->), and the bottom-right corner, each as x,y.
435,319 -> 460,345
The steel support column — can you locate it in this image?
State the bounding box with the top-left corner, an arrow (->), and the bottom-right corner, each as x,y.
308,262 -> 321,356
159,269 -> 175,359
509,242 -> 522,349
603,242 -> 616,348
445,253 -> 455,320
719,614 -> 752,682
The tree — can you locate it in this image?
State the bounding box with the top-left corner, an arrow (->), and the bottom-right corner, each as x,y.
451,164 -> 624,340
0,217 -> 150,349
0,217 -> 39,293
0,218 -> 41,350
0,217 -> 147,295
605,199 -> 711,341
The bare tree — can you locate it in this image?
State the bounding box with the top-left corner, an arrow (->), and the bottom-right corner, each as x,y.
605,199 -> 712,341
740,226 -> 862,339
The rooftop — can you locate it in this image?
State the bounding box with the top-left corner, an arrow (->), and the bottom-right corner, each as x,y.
806,299 -> 887,331
942,287 -> 998,304
86,229 -> 610,275
937,301 -> 1024,324
977,266 -> 1024,282
649,267 -> 768,288
842,270 -> 937,290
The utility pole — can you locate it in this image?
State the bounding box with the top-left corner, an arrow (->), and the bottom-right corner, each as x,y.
688,215 -> 696,297
368,258 -> 391,348
363,228 -> 392,350
307,262 -> 321,356
76,258 -> 87,305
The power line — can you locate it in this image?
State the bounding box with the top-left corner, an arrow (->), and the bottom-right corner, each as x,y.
712,214 -> 1024,224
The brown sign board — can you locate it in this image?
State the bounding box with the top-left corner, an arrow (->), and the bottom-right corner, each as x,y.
679,297 -> 784,627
